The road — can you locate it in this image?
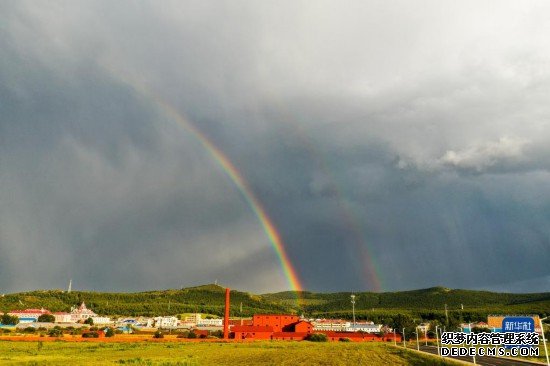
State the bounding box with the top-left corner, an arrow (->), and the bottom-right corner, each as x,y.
413,345 -> 544,366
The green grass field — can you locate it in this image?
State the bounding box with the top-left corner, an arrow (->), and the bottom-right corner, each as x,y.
0,341 -> 460,365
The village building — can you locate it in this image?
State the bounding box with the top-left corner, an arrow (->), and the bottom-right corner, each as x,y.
53,312 -> 72,323
153,316 -> 178,328
183,313 -> 201,324
345,322 -> 383,333
197,318 -> 223,327
70,302 -> 97,322
416,323 -> 430,334
311,319 -> 350,332
90,316 -> 112,325
231,314 -> 399,342
8,308 -> 51,323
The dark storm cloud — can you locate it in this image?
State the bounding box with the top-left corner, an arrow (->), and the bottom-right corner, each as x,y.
1,0 -> 549,294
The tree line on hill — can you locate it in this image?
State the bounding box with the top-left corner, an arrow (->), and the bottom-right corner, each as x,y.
1,285 -> 548,322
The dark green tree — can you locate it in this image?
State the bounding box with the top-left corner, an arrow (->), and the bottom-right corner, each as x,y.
0,314 -> 19,325
84,317 -> 94,325
305,333 -> 328,342
37,314 -> 55,323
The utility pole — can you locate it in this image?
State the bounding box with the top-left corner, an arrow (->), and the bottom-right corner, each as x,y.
435,325 -> 440,356
240,302 -> 243,325
469,323 -> 476,364
68,279 -> 72,293
539,316 -> 549,366
416,330 -> 420,351
403,328 -> 406,348
444,303 -> 448,326
393,329 -> 396,346
350,294 -> 356,328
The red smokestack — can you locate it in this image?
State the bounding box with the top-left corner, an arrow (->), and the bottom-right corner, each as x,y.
223,287 -> 230,339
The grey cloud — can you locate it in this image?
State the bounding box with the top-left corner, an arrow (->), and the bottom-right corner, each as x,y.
1,0 -> 549,294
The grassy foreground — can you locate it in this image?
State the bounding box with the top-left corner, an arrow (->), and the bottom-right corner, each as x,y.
0,341 -> 460,366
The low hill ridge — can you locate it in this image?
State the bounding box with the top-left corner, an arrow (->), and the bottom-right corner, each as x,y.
1,284 -> 548,320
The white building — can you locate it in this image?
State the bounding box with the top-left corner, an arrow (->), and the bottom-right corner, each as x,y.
346,323 -> 383,333
181,313 -> 223,327
53,312 -> 72,323
90,316 -> 112,325
70,302 -> 97,322
183,313 -> 201,324
154,316 -> 178,328
8,308 -> 51,323
417,323 -> 430,334
197,318 -> 223,327
312,319 -> 350,332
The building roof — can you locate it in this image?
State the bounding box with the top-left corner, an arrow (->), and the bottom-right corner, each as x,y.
253,314 -> 299,317
232,325 -> 274,332
321,331 -> 386,338
9,308 -> 51,314
313,319 -> 348,324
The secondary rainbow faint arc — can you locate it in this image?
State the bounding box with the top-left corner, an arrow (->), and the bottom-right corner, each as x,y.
270,106 -> 383,291
106,70 -> 303,293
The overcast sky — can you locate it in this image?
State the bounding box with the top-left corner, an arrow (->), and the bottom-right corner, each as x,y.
1,0 -> 549,294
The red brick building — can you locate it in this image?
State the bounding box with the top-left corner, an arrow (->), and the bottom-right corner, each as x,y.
252,315 -> 300,332
232,315 -> 310,340
231,314 -> 399,343
321,331 -> 401,342
233,325 -> 274,340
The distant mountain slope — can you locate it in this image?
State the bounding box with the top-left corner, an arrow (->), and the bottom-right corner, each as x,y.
263,287 -> 550,313
1,285 -> 548,321
0,285 -> 289,317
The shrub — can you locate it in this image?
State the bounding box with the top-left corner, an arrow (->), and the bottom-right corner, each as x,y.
37,327 -> 47,331
48,328 -> 63,337
23,327 -> 36,333
306,333 -> 328,342
153,331 -> 164,339
84,317 -> 94,325
82,331 -> 99,338
210,330 -> 223,338
339,337 -> 351,342
187,331 -> 197,339
105,328 -> 115,338
305,333 -> 328,342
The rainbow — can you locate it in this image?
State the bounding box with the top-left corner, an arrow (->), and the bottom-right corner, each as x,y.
103,68 -> 303,293
156,100 -> 303,293
272,110 -> 383,291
